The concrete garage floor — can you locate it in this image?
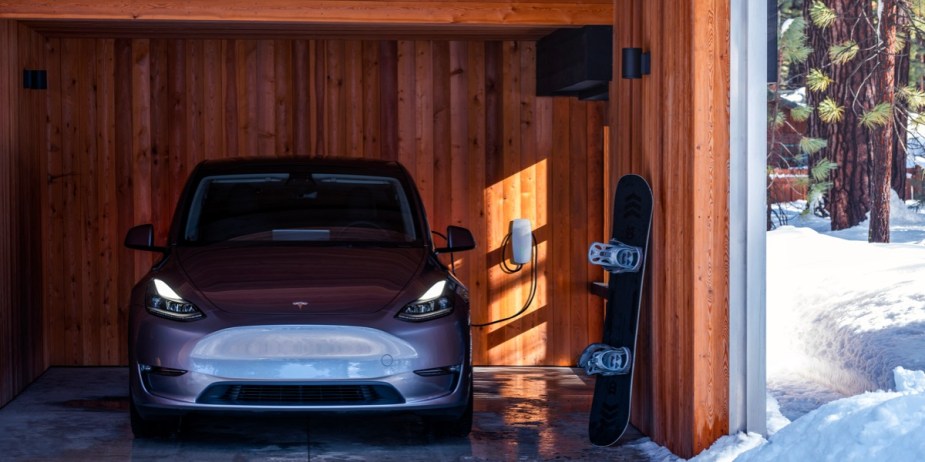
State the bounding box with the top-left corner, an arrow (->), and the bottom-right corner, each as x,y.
0,367 -> 672,461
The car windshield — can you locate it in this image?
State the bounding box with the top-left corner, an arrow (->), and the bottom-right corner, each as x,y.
182,172 -> 419,244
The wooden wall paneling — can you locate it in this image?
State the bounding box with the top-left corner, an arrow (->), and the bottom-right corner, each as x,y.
691,0 -> 730,449
130,39 -> 155,282
0,23 -> 47,392
96,38 -> 119,364
465,41 -> 489,363
273,39 -> 293,157
186,39 -> 206,167
79,37 -> 101,366
585,101 -> 605,348
378,41 -> 398,160
361,41 -> 380,159
517,42 -> 544,366
500,40 -> 523,365
566,97 -> 589,361
344,40 -> 363,158
163,38 -> 184,240
292,40 -> 311,156
448,40 -> 469,278
481,41 -> 502,365
310,40 -> 325,155
611,0 -> 730,457
203,39 -> 223,159
548,97 -> 570,365
431,40 -> 451,234
114,38 -> 134,365
58,37 -> 81,364
222,40 -> 239,158
396,41 -> 415,174
0,19 -> 14,407
26,24 -> 47,380
235,39 -> 258,156
42,35 -> 63,367
254,39 -> 275,157
324,40 -> 345,156
413,41 -> 434,216
360,40 -> 382,159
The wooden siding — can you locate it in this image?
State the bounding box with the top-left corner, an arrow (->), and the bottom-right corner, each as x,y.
0,21 -> 47,408
26,35 -> 607,368
611,0 -> 730,458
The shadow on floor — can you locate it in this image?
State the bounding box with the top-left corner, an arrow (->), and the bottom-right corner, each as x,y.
0,367 -> 674,461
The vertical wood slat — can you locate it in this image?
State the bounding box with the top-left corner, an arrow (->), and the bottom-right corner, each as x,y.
59,37 -> 82,364
96,38 -> 118,364
114,38 -> 134,365
44,36 -> 64,367
465,41 -> 489,363
33,36 -> 611,373
0,20 -> 18,405
691,0 -> 730,450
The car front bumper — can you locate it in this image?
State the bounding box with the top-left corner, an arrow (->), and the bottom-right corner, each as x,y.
130,317 -> 470,417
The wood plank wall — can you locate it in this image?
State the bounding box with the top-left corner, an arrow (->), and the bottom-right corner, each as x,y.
0,21 -> 46,409
26,35 -> 608,368
611,0 -> 730,458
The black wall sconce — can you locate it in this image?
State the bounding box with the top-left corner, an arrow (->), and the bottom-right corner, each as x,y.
23,69 -> 48,90
622,48 -> 651,79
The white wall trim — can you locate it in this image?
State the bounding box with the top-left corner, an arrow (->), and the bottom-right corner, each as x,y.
729,0 -> 768,436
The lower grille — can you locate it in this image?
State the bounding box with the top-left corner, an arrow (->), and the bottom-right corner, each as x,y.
197,383 -> 404,406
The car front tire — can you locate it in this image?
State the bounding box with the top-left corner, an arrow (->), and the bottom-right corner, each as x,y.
428,376 -> 473,437
130,395 -> 180,438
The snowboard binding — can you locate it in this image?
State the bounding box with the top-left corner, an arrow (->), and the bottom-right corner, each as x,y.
588,240 -> 643,273
578,343 -> 632,376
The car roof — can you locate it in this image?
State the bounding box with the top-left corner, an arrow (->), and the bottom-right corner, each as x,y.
194,156 -> 408,176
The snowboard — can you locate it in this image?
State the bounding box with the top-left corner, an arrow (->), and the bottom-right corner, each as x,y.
583,174 -> 653,446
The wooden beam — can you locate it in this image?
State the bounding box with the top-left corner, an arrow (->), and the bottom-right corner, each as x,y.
0,1 -> 612,26
21,21 -> 569,42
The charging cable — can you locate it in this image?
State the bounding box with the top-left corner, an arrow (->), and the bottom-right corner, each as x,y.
472,232 -> 538,328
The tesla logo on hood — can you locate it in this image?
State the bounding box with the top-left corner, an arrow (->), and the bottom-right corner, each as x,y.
293,301 -> 309,310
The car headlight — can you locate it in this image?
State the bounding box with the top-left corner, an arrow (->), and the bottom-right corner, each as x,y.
145,278 -> 204,321
397,280 -> 454,322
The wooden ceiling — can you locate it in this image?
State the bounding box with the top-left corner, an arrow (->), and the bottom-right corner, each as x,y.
1,0 -> 612,40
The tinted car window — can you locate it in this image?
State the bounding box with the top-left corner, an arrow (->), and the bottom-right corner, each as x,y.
182,173 -> 418,244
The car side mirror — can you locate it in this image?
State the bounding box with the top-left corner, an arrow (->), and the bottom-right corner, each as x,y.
124,224 -> 166,252
436,225 -> 476,253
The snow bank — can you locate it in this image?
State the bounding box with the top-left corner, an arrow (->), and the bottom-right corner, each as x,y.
735,368 -> 925,462
688,432 -> 765,462
767,225 -> 925,394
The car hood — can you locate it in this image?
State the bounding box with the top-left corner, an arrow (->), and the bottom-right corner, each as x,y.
174,245 -> 427,315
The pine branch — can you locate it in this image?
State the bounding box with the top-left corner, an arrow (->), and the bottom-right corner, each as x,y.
898,86 -> 925,112
818,98 -> 845,124
859,103 -> 893,129
807,68 -> 833,92
799,136 -> 828,155
791,104 -> 814,122
828,40 -> 860,65
810,1 -> 838,29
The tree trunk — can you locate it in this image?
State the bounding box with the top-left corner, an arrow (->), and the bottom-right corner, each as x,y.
869,0 -> 899,243
891,8 -> 911,201
807,0 -> 876,231
803,0 -> 830,211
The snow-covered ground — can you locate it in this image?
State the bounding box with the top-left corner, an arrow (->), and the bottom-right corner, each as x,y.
666,194 -> 925,461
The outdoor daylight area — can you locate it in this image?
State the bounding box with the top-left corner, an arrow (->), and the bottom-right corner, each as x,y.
681,0 -> 925,460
